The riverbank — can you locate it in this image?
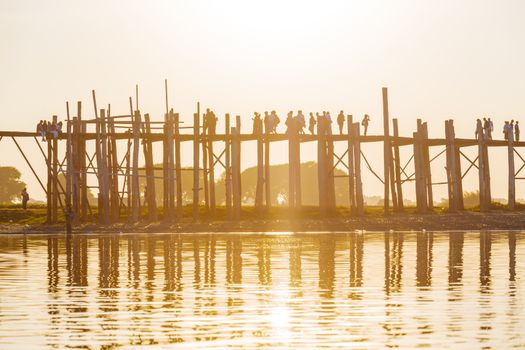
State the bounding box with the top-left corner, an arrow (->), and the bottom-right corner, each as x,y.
2,209 -> 525,233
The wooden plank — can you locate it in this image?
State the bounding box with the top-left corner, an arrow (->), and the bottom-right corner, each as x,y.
392,118 -> 404,211
382,87 -> 390,215
193,113 -> 200,219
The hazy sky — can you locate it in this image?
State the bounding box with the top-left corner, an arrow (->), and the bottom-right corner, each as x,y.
1,0 -> 525,202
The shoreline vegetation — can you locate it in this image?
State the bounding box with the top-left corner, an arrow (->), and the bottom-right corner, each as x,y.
1,204 -> 525,234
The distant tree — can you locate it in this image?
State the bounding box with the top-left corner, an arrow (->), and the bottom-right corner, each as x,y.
0,166 -> 27,203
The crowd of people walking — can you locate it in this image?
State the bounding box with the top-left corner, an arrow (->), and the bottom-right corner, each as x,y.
36,120 -> 63,141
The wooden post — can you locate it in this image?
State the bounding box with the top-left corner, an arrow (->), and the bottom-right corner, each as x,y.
99,109 -> 110,224
144,114 -> 157,221
46,134 -> 52,224
317,116 -> 327,215
235,115 -> 242,205
255,118 -> 264,212
382,87 -> 390,215
422,122 -> 433,210
202,116 -> 209,212
162,114 -> 169,220
65,103 -> 72,232
208,118 -> 216,214
413,125 -> 427,213
508,128 -> 515,210
78,102 -> 88,222
347,115 -> 355,212
52,115 -> 58,224
108,116 -> 120,221
231,126 -> 241,220
264,116 -> 271,211
193,113 -> 200,219
352,123 -> 364,216
326,131 -> 336,213
131,110 -> 141,222
445,120 -> 456,211
166,111 -> 175,220
295,128 -> 302,209
174,112 -> 182,218
125,137 -> 132,221
477,122 -> 488,211
392,118 -> 404,211
71,114 -> 80,222
225,114 -> 232,214
288,123 -> 296,211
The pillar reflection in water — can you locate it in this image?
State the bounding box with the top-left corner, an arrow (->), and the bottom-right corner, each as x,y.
204,235 -> 216,286
448,233 -> 464,286
416,232 -> 433,287
480,232 -> 491,289
226,236 -> 242,284
319,236 -> 335,298
350,233 -> 364,289
508,232 -> 516,283
384,232 -> 403,294
257,238 -> 271,285
289,240 -> 302,288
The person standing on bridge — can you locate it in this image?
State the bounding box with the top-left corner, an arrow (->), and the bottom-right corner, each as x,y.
308,112 -> 316,135
475,119 -> 483,139
503,121 -> 510,140
325,111 -> 333,135
515,121 -> 520,142
297,110 -> 306,134
270,110 -> 280,133
252,112 -> 262,135
362,114 -> 370,136
285,111 -> 294,134
21,188 -> 29,210
337,111 -> 345,135
483,118 -> 491,139
263,111 -> 270,134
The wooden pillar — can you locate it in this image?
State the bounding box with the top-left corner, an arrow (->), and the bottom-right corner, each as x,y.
255,120 -> 264,212
288,124 -> 296,211
144,114 -> 157,221
231,126 -> 241,220
445,120 -> 457,211
46,134 -> 52,224
347,115 -> 355,212
477,122 -> 488,211
326,132 -> 336,213
235,115 -> 242,204
99,109 -> 110,225
225,114 -> 232,215
264,117 -> 271,211
162,114 -> 169,219
422,122 -> 433,210
392,118 -> 404,211
78,104 -> 88,222
317,116 -> 327,215
193,113 -> 200,219
131,110 -> 141,222
109,118 -> 118,221
295,128 -> 302,208
413,122 -> 427,213
71,115 -> 80,221
166,111 -> 175,220
508,128 -> 515,210
382,87 -> 391,215
52,115 -> 58,224
352,123 -> 364,216
174,112 -> 182,218
125,137 -> 131,221
208,119 -> 216,214
202,117 -> 210,212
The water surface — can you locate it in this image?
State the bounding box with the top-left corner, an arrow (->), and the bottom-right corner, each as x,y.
0,231 -> 523,349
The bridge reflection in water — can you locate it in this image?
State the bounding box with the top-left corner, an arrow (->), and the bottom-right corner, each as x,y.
0,232 -> 522,349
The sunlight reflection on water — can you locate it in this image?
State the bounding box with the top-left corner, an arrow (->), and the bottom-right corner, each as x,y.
0,231 -> 523,349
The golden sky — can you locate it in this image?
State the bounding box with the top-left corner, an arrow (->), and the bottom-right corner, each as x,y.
1,0 -> 524,202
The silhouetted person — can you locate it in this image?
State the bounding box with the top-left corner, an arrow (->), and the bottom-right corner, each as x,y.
263,111 -> 270,134
483,117 -> 489,137
308,113 -> 316,135
337,111 -> 345,135
488,118 -> 494,135
515,121 -> 520,142
203,108 -> 211,134
270,110 -> 280,133
208,110 -> 217,135
503,121 -> 510,140
56,121 -> 63,136
325,111 -> 333,135
475,118 -> 482,139
361,114 -> 370,136
297,110 -> 306,134
21,188 -> 29,210
252,112 -> 262,135
42,121 -> 49,141
285,111 -> 294,134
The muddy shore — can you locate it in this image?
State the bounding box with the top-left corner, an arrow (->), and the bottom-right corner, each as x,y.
2,211 -> 525,234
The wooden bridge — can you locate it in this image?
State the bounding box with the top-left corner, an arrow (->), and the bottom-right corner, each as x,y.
1,87 -> 523,225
